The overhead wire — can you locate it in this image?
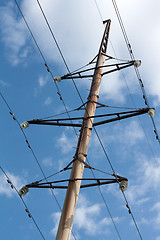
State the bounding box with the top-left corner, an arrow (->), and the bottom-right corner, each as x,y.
0,88 -> 77,240
95,0 -> 160,239
111,0 -> 160,146
110,0 -> 160,171
122,191 -> 143,240
36,0 -> 84,104
11,1 -> 138,240
88,161 -> 122,240
0,91 -> 61,209
94,0 -> 160,172
12,1 -> 141,239
94,2 -> 145,240
0,165 -> 46,240
14,0 -> 78,139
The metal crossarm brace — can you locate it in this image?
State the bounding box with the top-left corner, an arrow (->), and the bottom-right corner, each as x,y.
27,107 -> 150,128
25,176 -> 128,190
93,107 -> 150,126
60,61 -> 137,80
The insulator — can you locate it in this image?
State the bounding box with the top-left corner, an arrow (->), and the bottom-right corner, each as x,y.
148,108 -> 155,118
21,121 -> 29,129
19,186 -> 29,197
119,180 -> 128,192
54,76 -> 61,82
25,209 -> 29,213
134,60 -> 141,68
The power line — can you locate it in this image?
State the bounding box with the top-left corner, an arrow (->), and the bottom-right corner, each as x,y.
93,2 -> 146,239
111,0 -> 160,146
94,0 -> 160,172
14,0 -> 79,139
122,191 -> 143,240
11,0 -> 157,239
0,92 -> 60,204
0,165 -> 46,240
13,2 -> 132,240
1,90 -> 77,239
85,157 -> 122,240
36,0 -> 84,104
13,1 -> 139,239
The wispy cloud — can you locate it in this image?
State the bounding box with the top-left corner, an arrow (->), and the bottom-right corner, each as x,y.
100,73 -> 126,103
42,157 -> 53,167
1,0 -> 160,104
51,212 -> 61,237
51,194 -> 120,238
74,194 -> 118,236
38,76 -> 48,87
44,96 -> 52,105
57,132 -> 76,154
34,75 -> 49,97
0,2 -> 30,66
125,157 -> 160,205
0,79 -> 10,87
151,202 -> 160,229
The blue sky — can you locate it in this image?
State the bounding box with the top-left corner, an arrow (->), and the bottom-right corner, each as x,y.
1,1 -> 160,240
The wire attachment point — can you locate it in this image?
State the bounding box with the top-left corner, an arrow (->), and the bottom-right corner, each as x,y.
21,121 -> 29,129
54,76 -> 61,82
19,186 -> 29,197
134,60 -> 141,68
119,180 -> 128,192
148,108 -> 155,118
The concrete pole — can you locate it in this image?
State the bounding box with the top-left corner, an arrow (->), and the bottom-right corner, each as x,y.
56,20 -> 111,240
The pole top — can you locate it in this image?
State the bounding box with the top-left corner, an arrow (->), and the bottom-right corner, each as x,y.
103,19 -> 111,25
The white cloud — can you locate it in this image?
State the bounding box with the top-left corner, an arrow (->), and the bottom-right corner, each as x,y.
42,157 -> 53,167
57,132 -> 76,154
34,75 -> 49,97
119,120 -> 144,145
1,0 -> 160,104
0,171 -> 26,198
0,2 -> 30,66
101,120 -> 144,148
151,202 -> 160,228
125,157 -> 160,205
38,76 -> 48,87
51,194 -> 120,238
105,156 -> 160,210
0,80 -> 10,87
100,73 -> 126,103
44,96 -> 52,105
51,212 -> 61,236
116,0 -> 160,105
74,195 -> 113,236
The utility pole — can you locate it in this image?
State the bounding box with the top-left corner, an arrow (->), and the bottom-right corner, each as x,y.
56,20 -> 111,240
19,18 -> 154,240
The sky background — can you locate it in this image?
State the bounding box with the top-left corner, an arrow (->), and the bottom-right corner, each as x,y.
1,0 -> 160,240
